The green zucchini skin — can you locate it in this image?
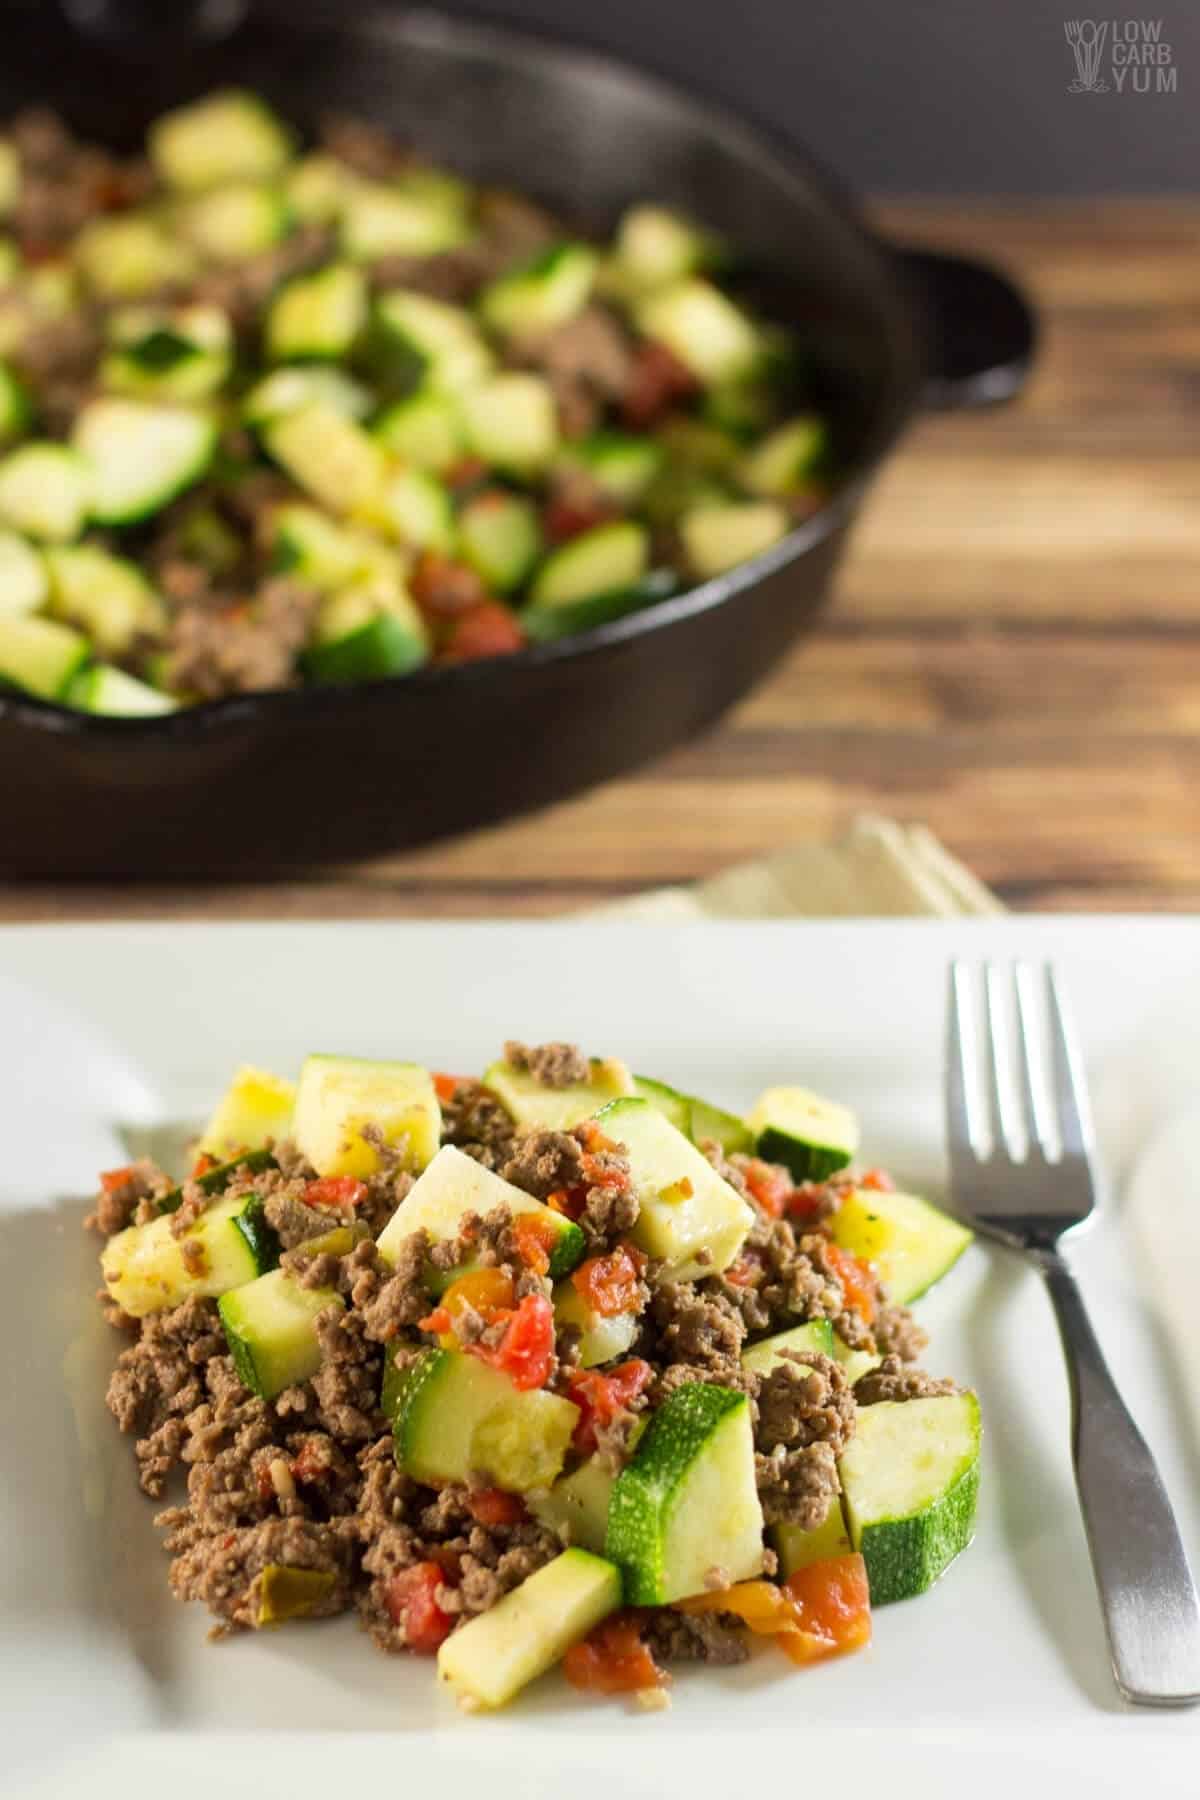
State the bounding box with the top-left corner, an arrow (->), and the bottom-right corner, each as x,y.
754,1128 -> 851,1184
858,1456 -> 980,1606
156,1148 -> 277,1215
231,1192 -> 281,1274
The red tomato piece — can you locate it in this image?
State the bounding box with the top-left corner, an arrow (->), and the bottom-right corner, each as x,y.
466,1487 -> 527,1527
566,1359 -> 653,1455
432,1072 -> 471,1103
191,1152 -> 218,1179
304,1176 -> 368,1211
98,1165 -> 136,1194
859,1168 -> 895,1193
513,1213 -> 560,1276
471,1293 -> 556,1390
741,1157 -> 792,1220
571,1242 -> 647,1318
621,340 -> 699,429
439,601 -> 527,663
778,1553 -> 872,1664
823,1242 -> 878,1325
383,1561 -> 456,1653
563,1610 -> 667,1694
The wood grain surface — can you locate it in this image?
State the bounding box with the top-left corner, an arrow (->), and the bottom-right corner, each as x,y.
6,199 -> 1199,922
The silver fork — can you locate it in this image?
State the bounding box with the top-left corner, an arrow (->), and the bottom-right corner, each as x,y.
946,961 -> 1200,1706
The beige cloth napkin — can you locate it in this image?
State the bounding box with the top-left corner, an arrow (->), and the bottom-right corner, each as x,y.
587,814 -> 1003,920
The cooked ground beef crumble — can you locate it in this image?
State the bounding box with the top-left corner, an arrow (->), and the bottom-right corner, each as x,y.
93,1040 -> 951,1677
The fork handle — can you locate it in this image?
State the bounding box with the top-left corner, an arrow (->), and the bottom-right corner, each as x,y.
1041,1251 -> 1200,1704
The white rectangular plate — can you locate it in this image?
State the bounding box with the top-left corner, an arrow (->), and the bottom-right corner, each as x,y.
4,918 -> 1200,1800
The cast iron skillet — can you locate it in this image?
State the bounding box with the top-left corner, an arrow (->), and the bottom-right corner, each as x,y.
0,1 -> 1034,877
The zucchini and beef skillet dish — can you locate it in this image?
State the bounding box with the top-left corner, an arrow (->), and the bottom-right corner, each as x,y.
92,1043 -> 980,1711
0,90 -> 832,715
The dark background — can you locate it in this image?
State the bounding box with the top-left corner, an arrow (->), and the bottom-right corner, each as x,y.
14,0 -> 1199,192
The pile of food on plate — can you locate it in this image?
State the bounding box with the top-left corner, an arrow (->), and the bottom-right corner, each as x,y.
91,1042 -> 978,1711
0,91 -> 832,716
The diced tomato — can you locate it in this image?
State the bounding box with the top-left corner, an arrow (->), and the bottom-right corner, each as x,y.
433,1072 -> 471,1103
418,1267 -> 514,1339
678,1579 -> 793,1635
513,1212 -> 561,1276
859,1168 -> 895,1193
439,600 -> 527,663
291,1437 -> 332,1484
571,1241 -> 647,1318
99,1165 -> 136,1194
786,1183 -> 830,1222
466,1486 -> 527,1527
305,1176 -> 368,1211
445,455 -> 489,495
563,1610 -> 666,1695
543,495 -> 612,545
191,1152 -> 218,1179
621,340 -> 698,429
566,1358 -> 653,1455
823,1242 -> 878,1325
724,1248 -> 764,1288
471,1292 -> 556,1391
410,550 -> 488,620
741,1157 -> 792,1220
382,1561 -> 456,1654
778,1554 -> 872,1664
576,1120 -> 619,1157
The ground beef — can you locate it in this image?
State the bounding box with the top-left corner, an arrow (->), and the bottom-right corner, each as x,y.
521,305 -> 633,402
721,1215 -> 844,1337
105,1296 -> 225,1496
168,1180 -> 214,1238
368,246 -> 492,304
650,1281 -> 745,1374
702,1140 -> 750,1197
753,1352 -> 855,1530
475,188 -> 562,270
162,576 -> 320,700
853,1356 -> 959,1406
9,108 -> 148,255
438,1078 -> 517,1170
86,1157 -> 172,1236
755,1352 -> 855,1457
167,1516 -> 356,1635
319,113 -> 413,180
873,1302 -> 930,1364
642,1607 -> 749,1666
260,1185 -> 332,1252
501,1128 -> 585,1198
502,1040 -> 589,1088
592,1405 -> 646,1475
311,1306 -> 383,1441
577,1170 -> 640,1253
354,1232 -> 433,1340
10,310 -> 102,434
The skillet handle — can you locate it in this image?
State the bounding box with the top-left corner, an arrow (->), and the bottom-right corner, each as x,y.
888,246 -> 1036,411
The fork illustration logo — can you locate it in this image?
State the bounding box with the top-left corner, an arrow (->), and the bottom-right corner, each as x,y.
1064,19 -> 1110,90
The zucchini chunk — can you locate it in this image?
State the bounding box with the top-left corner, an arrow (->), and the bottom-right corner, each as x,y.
831,1331 -> 882,1388
529,1451 -> 624,1554
66,664 -> 176,717
102,305 -> 232,404
244,365 -> 372,428
482,1054 -> 634,1133
557,431 -> 664,504
773,1497 -> 853,1579
0,530 -> 46,617
838,1393 -> 981,1604
520,570 -> 677,645
0,612 -> 88,700
74,214 -> 196,300
679,500 -> 790,579
0,443 -> 89,541
0,359 -> 31,446
457,490 -> 542,595
291,1054 -> 440,1179
372,391 -> 464,474
284,152 -> 352,225
150,91 -> 294,192
829,1187 -> 973,1306
269,504 -> 378,589
180,181 -> 292,263
372,466 -> 456,553
199,1065 -> 297,1161
45,545 -> 166,657
369,290 -> 493,396
635,277 -> 759,385
219,1264 -> 343,1400
262,402 -> 387,516
265,263 -> 368,363
631,1075 -> 690,1133
303,579 -> 429,685
460,373 -> 558,476
552,1280 -> 640,1368
528,521 -> 648,610
389,1347 -> 579,1492
605,1382 -> 764,1603
738,414 -> 827,498
72,401 -> 217,526
687,1095 -> 753,1156
609,204 -> 721,293
376,1143 -> 586,1285
340,178 -> 470,260
739,1318 -> 835,1377
438,1548 -> 621,1711
595,1097 -> 754,1281
746,1085 -> 859,1183
478,242 -> 598,342
101,1189 -> 279,1318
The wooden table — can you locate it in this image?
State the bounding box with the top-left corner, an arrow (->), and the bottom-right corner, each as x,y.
8,200 -> 1200,922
